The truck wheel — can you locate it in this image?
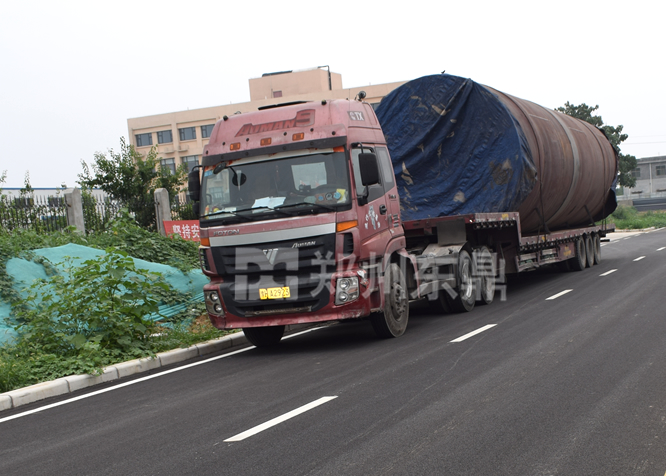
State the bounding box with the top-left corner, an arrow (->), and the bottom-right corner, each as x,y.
371,263 -> 409,338
430,288 -> 454,314
450,250 -> 476,312
474,246 -> 495,305
585,234 -> 594,268
593,234 -> 601,265
571,237 -> 586,271
243,326 -> 285,347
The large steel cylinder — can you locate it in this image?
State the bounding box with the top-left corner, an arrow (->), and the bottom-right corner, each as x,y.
375,74 -> 618,233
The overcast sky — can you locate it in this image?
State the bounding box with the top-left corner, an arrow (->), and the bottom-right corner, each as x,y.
1,0 -> 663,189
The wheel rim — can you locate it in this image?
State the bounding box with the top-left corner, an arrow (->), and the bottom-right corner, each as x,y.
390,280 -> 407,320
460,258 -> 473,302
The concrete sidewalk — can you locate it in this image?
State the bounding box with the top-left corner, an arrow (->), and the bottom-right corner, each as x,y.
0,331 -> 250,412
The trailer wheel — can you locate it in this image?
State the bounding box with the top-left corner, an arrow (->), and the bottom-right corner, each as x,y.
243,326 -> 285,347
585,234 -> 594,268
571,237 -> 587,271
371,263 -> 409,338
450,250 -> 476,312
474,246 -> 495,305
593,234 -> 601,265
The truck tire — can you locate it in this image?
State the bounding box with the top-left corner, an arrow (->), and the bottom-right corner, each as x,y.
243,326 -> 285,347
450,250 -> 476,312
585,234 -> 594,268
474,246 -> 495,305
571,237 -> 587,271
371,263 -> 409,338
430,288 -> 454,314
593,234 -> 601,265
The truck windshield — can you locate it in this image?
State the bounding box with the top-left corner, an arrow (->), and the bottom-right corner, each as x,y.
200,149 -> 351,221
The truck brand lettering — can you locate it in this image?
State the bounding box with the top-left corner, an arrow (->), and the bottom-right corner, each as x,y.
348,111 -> 365,121
292,241 -> 316,248
235,109 -> 315,137
213,229 -> 240,236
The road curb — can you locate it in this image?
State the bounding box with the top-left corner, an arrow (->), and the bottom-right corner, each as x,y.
0,331 -> 249,412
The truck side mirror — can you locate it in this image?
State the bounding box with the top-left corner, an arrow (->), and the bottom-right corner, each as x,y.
359,153 -> 380,186
188,169 -> 201,202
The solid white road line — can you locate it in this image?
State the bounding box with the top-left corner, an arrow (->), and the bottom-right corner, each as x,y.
0,328 -> 322,424
450,324 -> 497,343
546,289 -> 573,300
599,269 -> 617,276
634,256 -> 646,261
224,396 -> 338,442
658,247 -> 665,251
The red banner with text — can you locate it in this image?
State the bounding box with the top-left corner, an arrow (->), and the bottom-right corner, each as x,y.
163,220 -> 200,242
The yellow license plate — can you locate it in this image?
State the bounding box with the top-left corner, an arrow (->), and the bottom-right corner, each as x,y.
259,286 -> 291,300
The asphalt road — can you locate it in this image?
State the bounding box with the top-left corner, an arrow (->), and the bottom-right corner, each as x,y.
1,229 -> 665,475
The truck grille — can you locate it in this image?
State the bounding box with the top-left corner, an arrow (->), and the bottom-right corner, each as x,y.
210,233 -> 336,317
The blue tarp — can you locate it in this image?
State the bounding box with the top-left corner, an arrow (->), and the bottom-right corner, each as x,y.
375,74 -> 537,221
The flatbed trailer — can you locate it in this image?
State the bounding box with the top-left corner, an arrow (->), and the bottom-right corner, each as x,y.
399,213 -> 614,313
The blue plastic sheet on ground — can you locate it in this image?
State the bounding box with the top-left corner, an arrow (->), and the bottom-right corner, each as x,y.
0,244 -> 208,345
375,74 -> 537,221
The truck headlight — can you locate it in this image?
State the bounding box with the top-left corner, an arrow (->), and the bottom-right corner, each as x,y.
335,277 -> 359,305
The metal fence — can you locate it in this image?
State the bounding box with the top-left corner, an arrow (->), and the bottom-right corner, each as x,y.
0,195 -> 68,233
1,190 -> 192,234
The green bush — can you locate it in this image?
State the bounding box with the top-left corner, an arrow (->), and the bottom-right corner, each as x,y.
608,206 -> 666,230
15,250 -> 165,358
0,212 -> 229,393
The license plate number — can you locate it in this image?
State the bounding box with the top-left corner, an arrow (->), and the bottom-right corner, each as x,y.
259,286 -> 291,300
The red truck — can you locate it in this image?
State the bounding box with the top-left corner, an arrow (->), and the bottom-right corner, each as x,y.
188,74 -> 617,346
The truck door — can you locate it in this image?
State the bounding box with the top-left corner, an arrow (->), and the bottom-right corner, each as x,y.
351,146 -> 393,260
375,146 -> 402,234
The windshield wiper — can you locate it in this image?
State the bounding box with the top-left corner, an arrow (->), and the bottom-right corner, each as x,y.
246,206 -> 295,217
204,209 -> 253,221
275,202 -> 337,213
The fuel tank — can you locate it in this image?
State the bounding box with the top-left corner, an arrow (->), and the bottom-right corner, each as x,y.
375,74 -> 618,233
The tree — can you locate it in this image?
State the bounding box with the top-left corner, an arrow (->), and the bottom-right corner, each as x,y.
78,138 -> 187,229
557,102 -> 637,188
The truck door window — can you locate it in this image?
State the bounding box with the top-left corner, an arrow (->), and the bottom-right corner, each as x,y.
375,147 -> 395,192
351,148 -> 384,202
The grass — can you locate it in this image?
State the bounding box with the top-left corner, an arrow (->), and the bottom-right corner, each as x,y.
0,316 -> 236,394
605,206 -> 666,230
0,214 -> 231,394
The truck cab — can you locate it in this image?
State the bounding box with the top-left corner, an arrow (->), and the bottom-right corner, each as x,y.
191,98 -> 410,345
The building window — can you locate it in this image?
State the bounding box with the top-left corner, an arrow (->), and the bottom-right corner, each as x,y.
160,158 -> 176,175
656,165 -> 666,176
157,130 -> 173,144
181,155 -> 199,172
179,127 -> 196,141
631,168 -> 641,179
201,124 -> 215,139
135,133 -> 152,147
273,90 -> 282,98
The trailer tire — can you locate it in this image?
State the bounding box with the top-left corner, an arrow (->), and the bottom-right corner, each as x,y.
450,250 -> 476,312
371,263 -> 409,338
585,234 -> 594,268
571,237 -> 587,271
243,326 -> 285,347
593,234 -> 601,265
474,246 -> 495,305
